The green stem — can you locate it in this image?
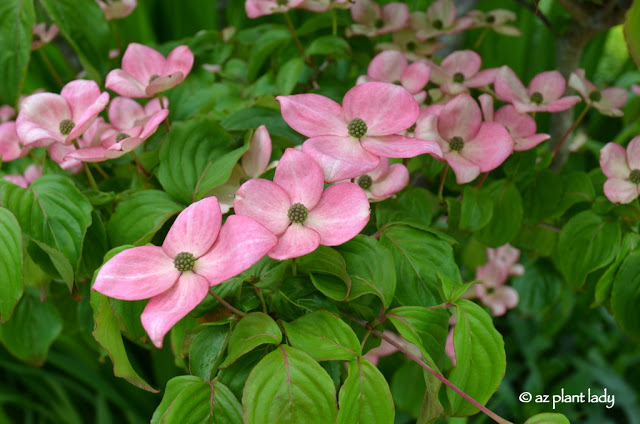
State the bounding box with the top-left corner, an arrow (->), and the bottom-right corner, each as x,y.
473,28 -> 489,50
208,289 -> 246,317
93,162 -> 109,180
130,150 -> 150,177
331,10 -> 338,36
83,163 -> 99,190
249,280 -> 268,314
552,105 -> 590,157
283,12 -> 315,70
437,163 -> 449,202
291,257 -> 297,276
38,48 -> 64,88
474,172 -> 489,189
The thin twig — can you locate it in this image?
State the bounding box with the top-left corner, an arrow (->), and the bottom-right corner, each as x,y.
552,105 -> 589,157
208,289 -> 246,317
249,279 -> 268,314
511,0 -> 556,35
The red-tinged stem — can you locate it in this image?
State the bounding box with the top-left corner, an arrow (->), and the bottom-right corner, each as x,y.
283,12 -> 310,66
552,105 -> 589,157
38,48 -> 64,88
474,172 -> 489,189
343,312 -> 513,424
208,289 -> 246,317
130,150 -> 150,177
158,96 -> 171,132
474,28 -> 489,49
438,163 -> 450,202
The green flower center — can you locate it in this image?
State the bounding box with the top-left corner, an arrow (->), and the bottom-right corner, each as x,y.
407,41 -> 417,52
589,90 -> 602,102
288,202 -> 309,224
630,169 -> 640,185
174,251 -> 196,272
149,74 -> 160,83
59,119 -> 75,135
374,19 -> 384,29
449,136 -> 464,152
432,19 -> 443,30
356,175 -> 373,190
348,118 -> 367,140
453,72 -> 465,83
530,92 -> 544,105
116,132 -> 130,142
486,15 -> 496,24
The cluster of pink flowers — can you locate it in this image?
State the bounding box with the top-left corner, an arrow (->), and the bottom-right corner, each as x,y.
472,244 -> 523,316
245,0 -> 351,18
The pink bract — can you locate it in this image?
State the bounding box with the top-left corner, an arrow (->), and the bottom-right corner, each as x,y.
495,66 -> 581,113
467,9 -> 521,36
359,50 -> 430,103
96,0 -> 137,20
106,43 -> 194,98
410,0 -> 473,41
297,0 -> 352,12
245,0 -> 304,18
600,137 -> 640,204
277,82 -> 442,182
31,23 -> 59,50
414,94 -> 514,184
633,85 -> 640,96
346,0 -> 409,37
2,164 -> 42,188
0,105 -> 15,123
0,122 -> 29,162
474,244 -> 522,316
568,69 -> 627,117
427,50 -> 497,96
375,30 -> 445,62
16,80 -> 109,147
353,157 -> 409,202
233,148 -> 370,260
93,197 -> 277,348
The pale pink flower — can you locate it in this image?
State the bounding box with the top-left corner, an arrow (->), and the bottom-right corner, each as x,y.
414,94 -> 513,184
467,9 -> 521,36
600,137 -> 640,204
410,0 -> 473,41
363,331 -> 420,366
474,244 -> 522,317
209,125 -> 272,213
427,50 -> 497,96
106,43 -> 194,98
297,0 -> 353,12
358,50 -> 430,104
568,69 -> 627,117
479,94 -> 549,151
93,197 -> 277,348
633,85 -> 640,96
278,82 -> 442,182
96,0 -> 137,20
3,164 -> 42,188
352,158 -> 409,202
31,23 -> 59,50
245,0 -> 304,18
16,80 -> 109,147
445,315 -> 457,365
495,66 -> 581,114
54,117 -> 112,165
0,105 -> 15,123
346,0 -> 409,38
233,148 -> 370,260
0,122 -> 29,162
375,30 -> 444,61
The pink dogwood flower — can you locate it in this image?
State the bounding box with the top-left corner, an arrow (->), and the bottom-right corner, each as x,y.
0,105 -> 15,123
233,148 -> 370,260
467,9 -> 521,36
297,0 -> 352,12
93,197 -> 277,348
346,0 -> 409,37
352,158 -> 409,202
495,66 -> 581,114
479,94 -> 550,151
245,0 -> 304,18
31,23 -> 59,50
474,244 -> 522,316
568,69 -> 627,117
53,117 -> 112,165
363,331 -> 421,366
600,137 -> 640,204
16,80 -> 109,147
427,50 -> 497,96
410,0 -> 473,41
414,94 -> 513,184
357,50 -> 430,104
633,85 -> 640,96
2,164 -> 42,188
278,82 -> 442,182
209,125 -> 273,213
0,122 -> 29,162
96,0 -> 137,20
375,30 -> 444,61
106,43 -> 194,98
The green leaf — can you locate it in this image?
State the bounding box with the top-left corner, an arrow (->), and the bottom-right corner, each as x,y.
445,300 -> 505,416
336,358 -> 394,424
553,211 -> 621,289
624,0 -> 640,68
221,106 -> 304,143
108,298 -> 147,341
0,288 -> 62,366
611,251 -> 640,340
248,27 -> 291,80
107,190 -> 183,247
380,225 -> 460,307
437,272 -> 477,304
40,0 -> 110,82
189,323 -> 231,381
459,186 -> 493,231
521,169 -> 563,224
376,187 -> 438,230
524,412 -> 571,424
29,239 -> 74,290
220,312 -> 282,368
335,235 -> 396,308
0,0 -> 34,105
277,57 -> 304,95
512,259 -> 563,315
0,207 -> 23,322
151,376 -> 242,424
553,171 -> 595,217
476,179 -> 523,247
283,310 -> 361,361
0,176 -> 92,282
593,233 -> 640,307
298,246 -> 351,301
243,345 -> 338,424
386,306 -> 449,369
157,117 -> 247,205
305,35 -> 351,57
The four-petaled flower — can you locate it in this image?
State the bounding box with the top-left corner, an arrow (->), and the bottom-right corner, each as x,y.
568,69 -> 627,117
352,158 -> 409,202
346,0 -> 409,37
427,50 -> 497,96
245,0 -> 304,18
474,244 -> 523,317
600,137 -> 640,204
96,0 -> 137,20
410,0 -> 473,41
92,197 -> 278,347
